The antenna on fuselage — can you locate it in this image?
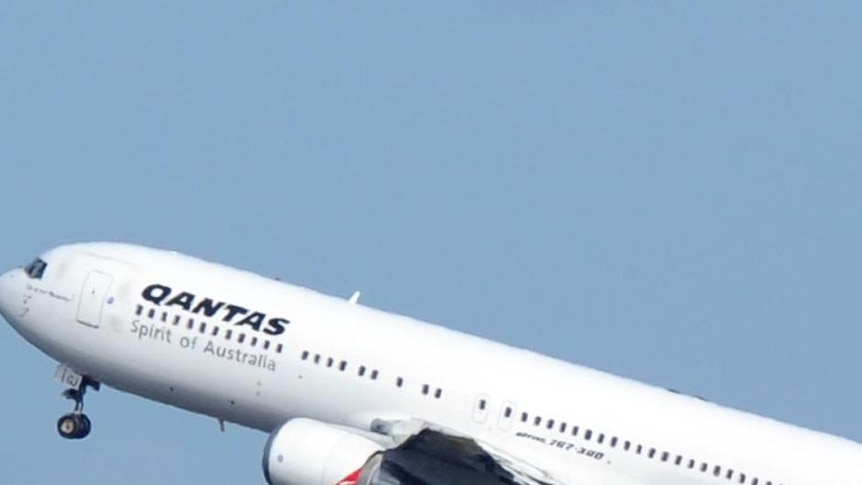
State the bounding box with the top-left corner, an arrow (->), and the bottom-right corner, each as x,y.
348,291 -> 361,304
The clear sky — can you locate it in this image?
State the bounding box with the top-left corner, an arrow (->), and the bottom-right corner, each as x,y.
1,2 -> 860,483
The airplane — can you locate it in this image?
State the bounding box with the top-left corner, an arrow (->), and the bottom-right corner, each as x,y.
0,242 -> 860,485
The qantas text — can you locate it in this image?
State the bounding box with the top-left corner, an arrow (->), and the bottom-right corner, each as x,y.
141,283 -> 290,336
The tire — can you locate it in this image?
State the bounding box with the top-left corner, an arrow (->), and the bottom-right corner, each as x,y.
57,414 -> 80,440
78,414 -> 92,439
56,413 -> 91,440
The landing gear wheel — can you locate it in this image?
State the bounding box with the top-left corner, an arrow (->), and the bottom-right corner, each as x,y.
57,414 -> 77,439
57,374 -> 99,440
57,413 -> 91,440
79,414 -> 92,437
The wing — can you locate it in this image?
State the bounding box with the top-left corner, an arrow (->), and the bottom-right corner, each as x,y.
364,418 -> 644,485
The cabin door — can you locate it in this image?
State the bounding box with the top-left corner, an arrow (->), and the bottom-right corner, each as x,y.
76,271 -> 114,328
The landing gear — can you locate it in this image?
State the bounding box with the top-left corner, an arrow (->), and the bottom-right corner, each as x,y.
57,375 -> 99,440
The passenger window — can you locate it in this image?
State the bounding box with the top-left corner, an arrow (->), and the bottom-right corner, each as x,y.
237,333 -> 246,344
584,430 -> 592,441
396,377 -> 403,387
339,361 -> 347,371
276,343 -> 283,353
199,323 -> 207,334
504,407 -> 513,418
546,419 -> 555,430
301,351 -> 309,360
370,370 -> 379,380
212,326 -> 219,337
250,336 -> 257,347
326,357 -> 334,367
422,384 -> 430,395
135,305 -> 143,316
358,365 -> 366,376
434,388 -> 442,399
533,416 -> 542,426
225,329 -> 233,340
473,395 -> 490,424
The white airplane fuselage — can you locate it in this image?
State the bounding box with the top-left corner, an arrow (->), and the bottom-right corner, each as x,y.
1,242 -> 860,485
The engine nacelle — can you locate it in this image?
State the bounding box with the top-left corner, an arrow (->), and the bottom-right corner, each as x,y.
262,418 -> 384,485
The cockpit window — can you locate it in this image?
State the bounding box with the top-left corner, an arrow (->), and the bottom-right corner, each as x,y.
24,258 -> 47,279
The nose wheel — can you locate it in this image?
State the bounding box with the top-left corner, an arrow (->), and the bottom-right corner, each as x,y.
57,413 -> 91,440
57,376 -> 99,440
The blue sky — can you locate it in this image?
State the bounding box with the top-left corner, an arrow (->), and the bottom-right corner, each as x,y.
1,2 -> 860,483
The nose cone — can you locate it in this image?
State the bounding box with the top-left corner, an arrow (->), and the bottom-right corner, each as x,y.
0,269 -> 23,325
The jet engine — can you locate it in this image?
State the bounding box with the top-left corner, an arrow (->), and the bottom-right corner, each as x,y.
262,418 -> 383,485
263,419 -> 522,485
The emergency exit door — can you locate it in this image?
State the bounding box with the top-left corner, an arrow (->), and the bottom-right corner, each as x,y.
76,271 -> 113,328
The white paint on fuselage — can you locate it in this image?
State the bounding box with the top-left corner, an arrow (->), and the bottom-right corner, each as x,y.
2,242 -> 861,485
